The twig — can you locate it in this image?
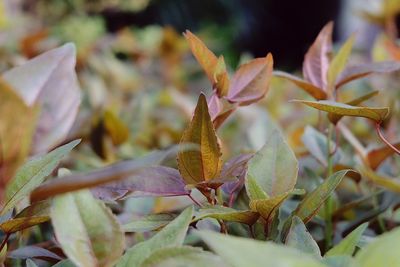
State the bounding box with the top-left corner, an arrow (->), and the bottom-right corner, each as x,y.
375,123 -> 400,156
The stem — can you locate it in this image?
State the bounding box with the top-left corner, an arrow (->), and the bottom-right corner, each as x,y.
188,194 -> 203,207
0,234 -> 9,253
375,123 -> 400,155
325,123 -> 334,250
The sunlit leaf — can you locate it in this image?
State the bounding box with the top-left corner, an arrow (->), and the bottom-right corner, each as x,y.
193,205 -> 259,225
328,91 -> 379,124
3,43 -> 81,153
246,130 -> 298,197
355,226 -> 400,267
0,78 -> 39,188
198,230 -> 326,267
1,140 -> 80,215
293,100 -> 389,123
116,207 -> 193,267
141,246 -> 229,267
0,201 -> 50,233
184,31 -> 229,97
303,22 -> 333,91
177,93 -> 222,184
336,61 -> 400,89
286,216 -> 321,258
327,34 -> 355,90
51,189 -> 124,267
325,222 -> 367,257
227,54 -> 273,105
273,71 -> 327,100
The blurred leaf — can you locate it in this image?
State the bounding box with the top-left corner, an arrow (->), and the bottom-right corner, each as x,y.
26,259 -> 38,267
184,31 -> 229,97
1,140 -> 80,215
177,94 -> 222,184
322,255 -> 356,267
355,226 -> 400,267
0,78 -> 39,187
3,43 -> 81,153
286,216 -> 321,258
302,126 -> 336,166
116,207 -> 193,267
52,260 -> 76,267
103,110 -> 130,145
194,205 -> 259,225
92,166 -> 189,201
0,201 -> 50,233
198,231 -> 326,267
336,61 -> 400,88
246,130 -> 298,198
7,245 -> 62,261
366,142 -> 400,170
359,167 -> 400,193
273,71 -> 327,100
141,246 -> 229,267
123,213 -> 176,233
293,100 -> 389,123
292,170 -> 351,223
30,149 -> 176,202
227,54 -> 273,105
328,91 -> 379,124
327,34 -> 355,90
51,190 -> 124,267
325,222 -> 367,257
303,22 -> 333,90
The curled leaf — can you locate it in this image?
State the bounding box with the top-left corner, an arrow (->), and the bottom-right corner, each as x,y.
177,93 -> 222,184
227,54 -> 273,105
3,43 -> 81,153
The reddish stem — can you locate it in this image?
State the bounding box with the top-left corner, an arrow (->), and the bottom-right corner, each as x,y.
0,234 -> 9,253
188,194 -> 203,207
375,123 -> 400,156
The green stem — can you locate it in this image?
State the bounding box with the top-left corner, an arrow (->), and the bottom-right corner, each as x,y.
325,123 -> 334,250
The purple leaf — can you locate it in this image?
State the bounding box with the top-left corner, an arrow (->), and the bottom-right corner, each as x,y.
302,22 -> 333,91
91,166 -> 189,201
336,61 -> 400,88
8,246 -> 63,261
3,43 -> 81,153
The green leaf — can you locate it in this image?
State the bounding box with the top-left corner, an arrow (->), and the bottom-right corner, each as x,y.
327,34 -> 355,90
286,216 -> 321,258
246,130 -> 298,198
293,100 -> 389,123
123,214 -> 176,233
177,94 -> 222,184
249,192 -> 290,221
322,255 -> 356,267
51,190 -> 124,267
1,139 -> 80,215
141,246 -> 229,267
325,222 -> 367,256
355,226 -> 400,267
52,260 -> 76,267
328,91 -> 379,124
302,126 -> 336,166
116,207 -> 193,267
197,230 -> 327,267
292,170 -> 351,223
193,205 -> 259,225
26,259 -> 38,267
359,166 -> 400,193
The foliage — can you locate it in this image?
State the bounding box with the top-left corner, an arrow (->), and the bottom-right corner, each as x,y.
0,1 -> 400,266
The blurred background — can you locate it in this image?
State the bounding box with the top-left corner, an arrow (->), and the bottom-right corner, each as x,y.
0,0 -> 399,171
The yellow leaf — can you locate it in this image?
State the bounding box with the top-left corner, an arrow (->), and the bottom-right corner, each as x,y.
249,192 -> 290,220
177,94 -> 222,184
0,78 -> 38,187
103,109 -> 130,145
184,31 -> 229,97
293,100 -> 389,123
327,34 -> 355,90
